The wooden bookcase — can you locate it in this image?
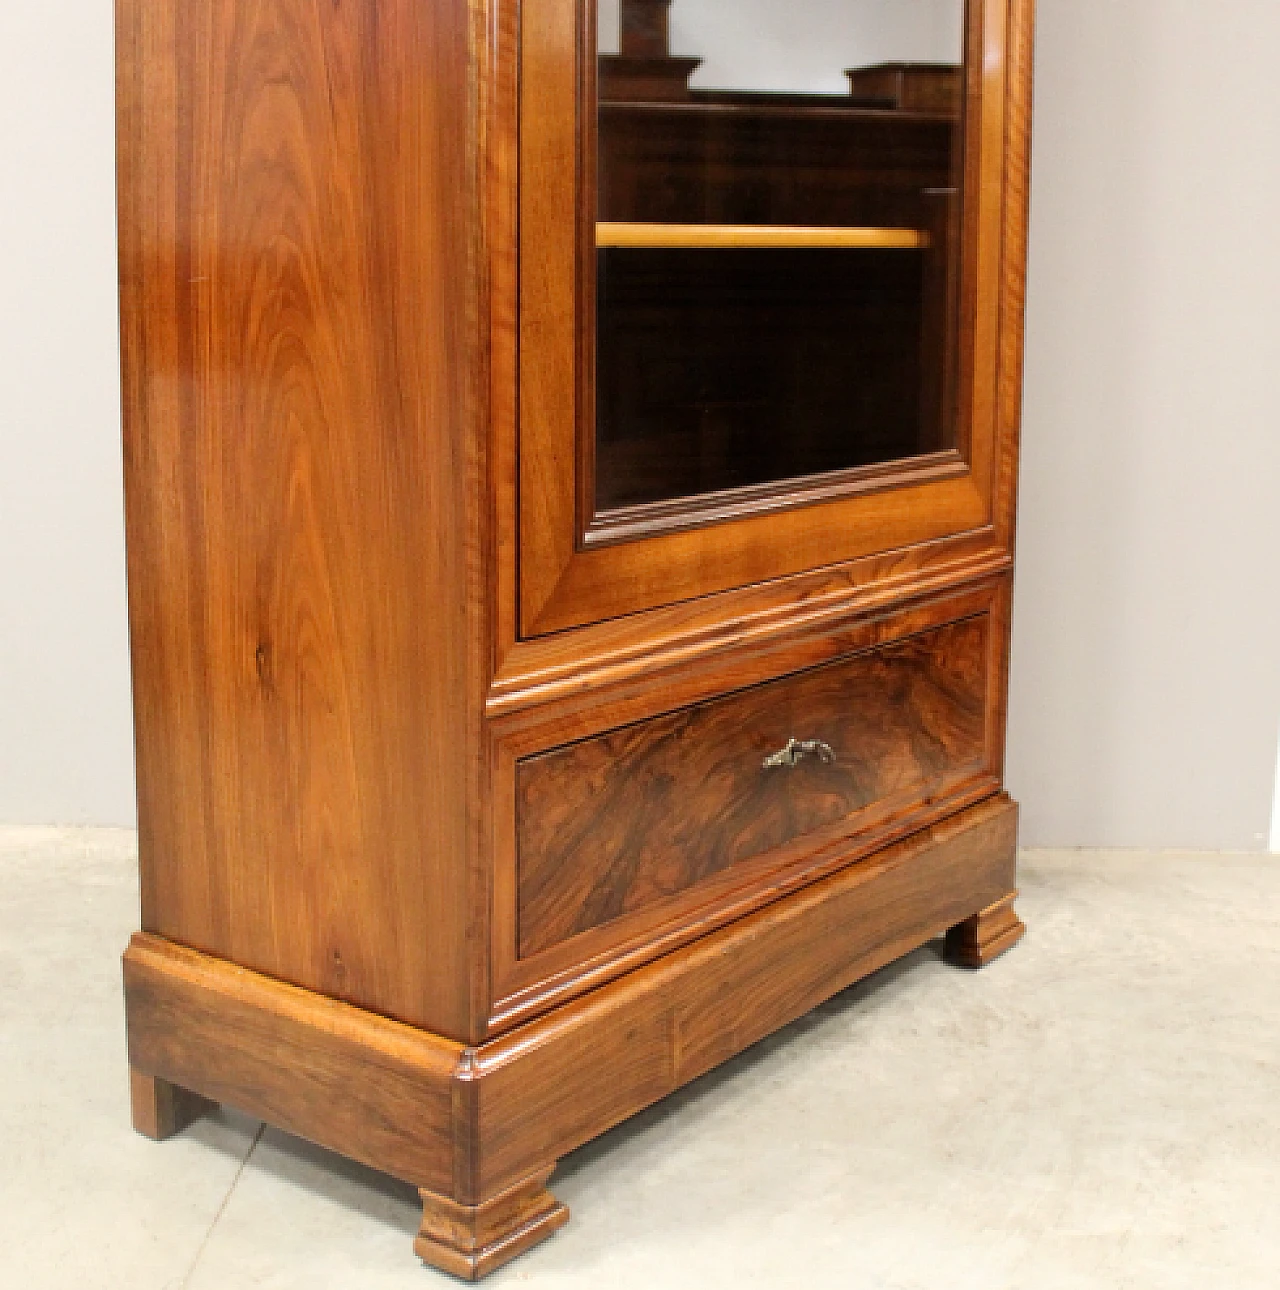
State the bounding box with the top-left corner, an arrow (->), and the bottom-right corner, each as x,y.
118,0 -> 1035,1277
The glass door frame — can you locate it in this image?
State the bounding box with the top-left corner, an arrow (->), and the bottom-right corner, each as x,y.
518,0 -> 1008,639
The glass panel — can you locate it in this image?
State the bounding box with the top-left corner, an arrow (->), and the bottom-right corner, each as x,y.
595,0 -> 966,515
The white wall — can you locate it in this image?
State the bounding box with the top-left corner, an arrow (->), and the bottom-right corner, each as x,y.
0,1 -> 136,826
1,0 -> 1278,845
1273,734 -> 1280,852
1004,0 -> 1280,849
599,0 -> 963,91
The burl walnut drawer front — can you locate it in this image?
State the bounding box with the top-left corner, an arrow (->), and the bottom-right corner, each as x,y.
516,614 -> 994,962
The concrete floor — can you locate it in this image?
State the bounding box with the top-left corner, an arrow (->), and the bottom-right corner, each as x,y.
2,828 -> 1278,1289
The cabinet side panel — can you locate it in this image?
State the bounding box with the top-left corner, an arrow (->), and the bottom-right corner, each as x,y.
118,0 -> 477,1036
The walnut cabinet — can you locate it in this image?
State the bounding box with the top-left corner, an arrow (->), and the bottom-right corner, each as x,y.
119,0 -> 1035,1276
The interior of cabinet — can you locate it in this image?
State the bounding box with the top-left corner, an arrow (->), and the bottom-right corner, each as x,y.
592,0 -> 966,522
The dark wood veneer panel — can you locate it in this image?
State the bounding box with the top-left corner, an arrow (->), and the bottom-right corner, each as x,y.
516,614 -> 989,958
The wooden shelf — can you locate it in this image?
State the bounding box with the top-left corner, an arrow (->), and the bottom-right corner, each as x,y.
596,222 -> 928,250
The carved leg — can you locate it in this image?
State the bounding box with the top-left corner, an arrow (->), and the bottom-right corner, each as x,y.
130,1068 -> 216,1141
945,892 -> 1026,968
415,1166 -> 569,1281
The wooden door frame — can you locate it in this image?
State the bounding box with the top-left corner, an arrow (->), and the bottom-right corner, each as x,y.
513,0 -> 1017,639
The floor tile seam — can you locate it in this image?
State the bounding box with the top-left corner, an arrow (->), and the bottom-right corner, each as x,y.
178,1121 -> 266,1289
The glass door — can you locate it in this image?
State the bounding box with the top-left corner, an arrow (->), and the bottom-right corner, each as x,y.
593,0 -> 965,521
519,0 -> 1009,637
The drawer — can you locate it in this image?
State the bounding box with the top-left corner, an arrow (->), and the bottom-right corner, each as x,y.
515,612 -> 996,963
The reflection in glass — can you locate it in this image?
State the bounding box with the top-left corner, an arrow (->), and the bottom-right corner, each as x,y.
595,0 -> 965,515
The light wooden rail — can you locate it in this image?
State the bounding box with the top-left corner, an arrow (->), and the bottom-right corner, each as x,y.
596,222 -> 928,250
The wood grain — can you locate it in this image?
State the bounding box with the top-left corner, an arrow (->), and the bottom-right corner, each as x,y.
596,223 -> 928,249
993,0 -> 1038,555
124,933 -> 462,1193
490,544 -> 1011,719
590,91 -> 958,519
516,0 -> 1009,637
124,793 -> 1016,1214
129,1070 -> 214,1142
944,892 -> 1026,967
475,794 -> 1018,1198
846,63 -> 964,116
416,1167 -> 569,1281
117,0 -> 482,1038
487,0 -> 1033,723
489,580 -> 1010,1031
596,100 -> 955,231
517,616 -> 989,958
617,0 -> 673,59
119,0 -> 1036,1276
